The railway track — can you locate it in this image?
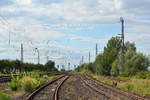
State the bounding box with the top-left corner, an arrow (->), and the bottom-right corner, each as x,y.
0,76 -> 11,83
80,75 -> 120,100
24,75 -> 69,100
80,74 -> 149,100
0,72 -> 67,83
103,76 -> 127,82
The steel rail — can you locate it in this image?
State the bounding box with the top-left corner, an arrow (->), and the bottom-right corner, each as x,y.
84,75 -> 149,100
53,76 -> 70,100
80,75 -> 120,100
24,75 -> 66,100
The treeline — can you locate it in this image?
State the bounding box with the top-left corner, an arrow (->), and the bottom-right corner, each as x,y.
0,60 -> 57,74
76,37 -> 150,76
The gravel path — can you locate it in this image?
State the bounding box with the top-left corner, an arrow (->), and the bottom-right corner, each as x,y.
59,74 -> 103,100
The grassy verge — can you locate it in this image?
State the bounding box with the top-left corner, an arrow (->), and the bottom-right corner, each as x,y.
117,79 -> 150,96
90,74 -> 150,97
8,72 -> 59,92
0,91 -> 11,100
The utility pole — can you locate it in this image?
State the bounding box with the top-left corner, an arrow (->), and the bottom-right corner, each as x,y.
68,62 -> 70,71
119,17 -> 125,74
81,56 -> 84,64
21,43 -> 23,62
74,65 -> 76,70
96,43 -> 98,56
47,56 -> 49,62
57,65 -> 59,70
89,52 -> 91,63
35,48 -> 40,64
9,31 -> 11,45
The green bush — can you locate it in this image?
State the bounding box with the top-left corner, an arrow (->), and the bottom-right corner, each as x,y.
92,75 -> 113,86
37,78 -> 46,84
25,72 -> 40,78
79,69 -> 92,74
134,71 -> 150,79
47,76 -> 59,81
22,81 -> 39,92
20,77 -> 40,92
8,77 -> 20,91
126,84 -> 134,90
117,79 -> 150,96
0,91 -> 11,100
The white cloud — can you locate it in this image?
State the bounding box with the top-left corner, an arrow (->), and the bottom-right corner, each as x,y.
114,0 -> 122,9
15,0 -> 32,5
0,0 -> 150,66
126,33 -> 150,42
24,25 -> 64,40
68,34 -> 108,43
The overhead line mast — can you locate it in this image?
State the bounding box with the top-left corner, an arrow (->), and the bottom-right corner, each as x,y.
21,43 -> 23,62
89,52 -> 91,63
119,17 -> 125,74
96,43 -> 98,56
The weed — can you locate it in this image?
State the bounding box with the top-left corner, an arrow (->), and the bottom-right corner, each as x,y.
8,77 -> 20,91
0,91 -> 11,100
117,79 -> 150,96
67,79 -> 74,85
20,77 -> 40,92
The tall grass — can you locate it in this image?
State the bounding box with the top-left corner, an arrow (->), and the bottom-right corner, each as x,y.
117,79 -> 150,96
91,74 -> 150,96
0,91 -> 11,100
8,72 -> 59,92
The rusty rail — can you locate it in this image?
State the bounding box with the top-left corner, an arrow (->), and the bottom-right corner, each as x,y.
0,76 -> 11,83
24,75 -> 69,100
53,76 -> 69,100
80,75 -> 120,100
83,75 -> 149,100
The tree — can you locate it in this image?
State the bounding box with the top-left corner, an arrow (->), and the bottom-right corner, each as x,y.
95,37 -> 121,75
111,59 -> 119,76
124,53 -> 149,76
45,60 -> 57,72
75,36 -> 150,77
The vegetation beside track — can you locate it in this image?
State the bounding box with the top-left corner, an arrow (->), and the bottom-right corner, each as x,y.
90,73 -> 150,97
1,72 -> 60,99
0,60 -> 57,74
0,91 -> 11,100
75,36 -> 149,77
74,36 -> 150,97
8,72 -> 59,92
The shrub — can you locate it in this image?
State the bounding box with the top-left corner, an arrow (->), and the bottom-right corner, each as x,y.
0,91 -> 11,100
134,71 -> 150,79
79,69 -> 92,74
8,77 -> 20,91
92,75 -> 113,86
47,76 -> 58,81
117,79 -> 150,96
20,77 -> 40,92
24,72 -> 40,79
37,78 -> 46,85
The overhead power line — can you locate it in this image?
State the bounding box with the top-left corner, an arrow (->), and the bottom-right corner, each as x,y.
0,14 -> 9,24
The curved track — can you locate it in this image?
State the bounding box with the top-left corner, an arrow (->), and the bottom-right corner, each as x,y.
0,76 -> 11,83
80,74 -> 149,100
24,75 -> 69,100
53,76 -> 69,100
0,72 -> 66,83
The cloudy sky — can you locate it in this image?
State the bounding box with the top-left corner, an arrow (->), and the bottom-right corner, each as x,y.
0,0 -> 150,69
